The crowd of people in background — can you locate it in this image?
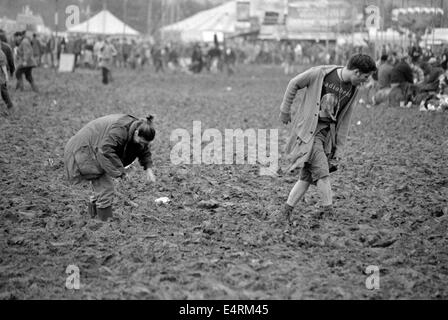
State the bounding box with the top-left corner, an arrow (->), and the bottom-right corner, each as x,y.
367,42 -> 448,110
1,27 -> 448,115
4,32 -> 242,76
0,30 -> 375,77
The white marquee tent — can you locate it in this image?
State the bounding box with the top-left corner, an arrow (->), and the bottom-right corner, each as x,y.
160,1 -> 237,43
66,9 -> 140,36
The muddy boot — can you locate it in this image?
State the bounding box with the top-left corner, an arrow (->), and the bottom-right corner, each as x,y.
2,105 -> 15,117
97,206 -> 113,222
276,204 -> 293,226
88,197 -> 97,218
7,101 -> 14,111
284,204 -> 294,224
30,82 -> 39,93
16,80 -> 24,91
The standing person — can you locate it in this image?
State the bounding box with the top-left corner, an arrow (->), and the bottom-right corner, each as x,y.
73,36 -> 83,69
0,30 -> 15,113
57,37 -> 66,65
83,38 -> 94,69
122,39 -> 131,68
0,48 -> 7,78
45,36 -> 56,68
98,39 -> 117,85
93,37 -> 104,69
32,34 -> 43,67
14,31 -> 38,93
0,48 -> 11,115
64,114 -> 157,221
151,44 -> 164,73
167,43 -> 179,71
294,42 -> 303,65
190,43 -> 204,74
283,42 -> 295,75
223,45 -> 236,76
206,44 -> 221,73
278,54 -> 377,225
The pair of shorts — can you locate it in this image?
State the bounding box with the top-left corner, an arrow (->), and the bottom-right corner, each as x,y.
299,130 -> 331,185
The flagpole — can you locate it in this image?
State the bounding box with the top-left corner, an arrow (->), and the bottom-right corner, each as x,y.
147,0 -> 152,35
54,0 -> 58,69
123,0 -> 128,37
54,0 -> 58,36
86,5 -> 90,35
103,0 -> 107,35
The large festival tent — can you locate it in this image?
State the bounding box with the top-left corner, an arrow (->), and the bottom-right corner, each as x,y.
161,0 -> 366,43
160,1 -> 238,43
66,9 -> 140,36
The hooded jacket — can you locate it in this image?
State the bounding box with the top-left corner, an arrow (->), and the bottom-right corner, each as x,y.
64,114 -> 153,182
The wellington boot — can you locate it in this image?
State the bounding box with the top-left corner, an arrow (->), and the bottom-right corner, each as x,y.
88,198 -> 97,218
97,206 -> 113,222
16,81 -> 24,91
274,204 -> 294,227
31,82 -> 39,93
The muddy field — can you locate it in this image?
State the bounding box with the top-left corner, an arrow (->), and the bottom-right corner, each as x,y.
0,65 -> 447,300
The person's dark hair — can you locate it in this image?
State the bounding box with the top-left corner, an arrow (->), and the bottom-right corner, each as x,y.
136,115 -> 156,142
0,33 -> 7,43
380,54 -> 388,62
14,30 -> 26,38
347,53 -> 377,74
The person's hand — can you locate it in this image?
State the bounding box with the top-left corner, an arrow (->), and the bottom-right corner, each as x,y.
279,111 -> 291,125
329,151 -> 343,172
146,168 -> 156,183
332,155 -> 342,162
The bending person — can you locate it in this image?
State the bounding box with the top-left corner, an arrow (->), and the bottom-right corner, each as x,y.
64,114 -> 156,221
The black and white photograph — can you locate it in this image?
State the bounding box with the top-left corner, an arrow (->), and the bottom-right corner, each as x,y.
0,0 -> 447,305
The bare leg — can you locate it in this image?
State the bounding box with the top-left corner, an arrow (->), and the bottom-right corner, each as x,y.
287,179 -> 311,207
316,176 -> 332,207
